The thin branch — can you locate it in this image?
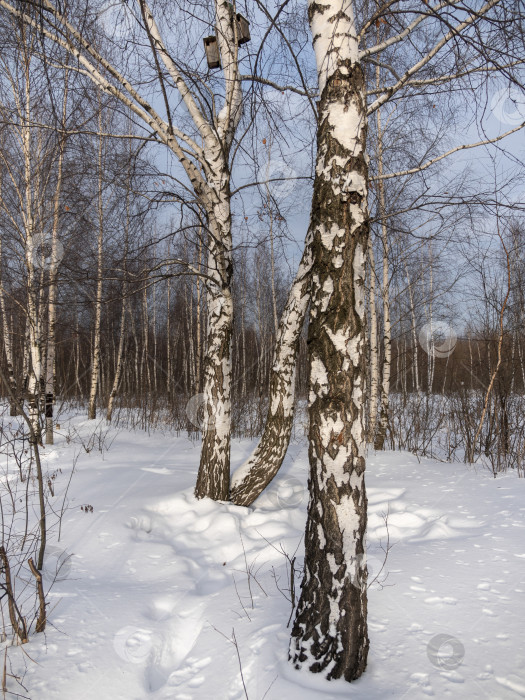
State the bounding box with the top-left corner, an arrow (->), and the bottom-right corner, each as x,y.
240,75 -> 315,98
367,0 -> 503,114
373,120 -> 525,181
360,0 -> 463,59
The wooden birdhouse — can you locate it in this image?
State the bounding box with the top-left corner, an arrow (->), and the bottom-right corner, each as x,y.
236,14 -> 250,45
204,36 -> 221,69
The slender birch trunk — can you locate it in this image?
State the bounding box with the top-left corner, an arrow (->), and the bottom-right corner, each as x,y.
21,47 -> 42,442
195,232 -> 203,393
185,273 -> 196,390
45,69 -> 68,444
372,73 -> 391,451
427,243 -> 435,393
238,245 -> 247,400
0,238 -> 18,415
73,306 -> 81,396
266,138 -> 279,336
229,232 -> 313,505
405,262 -> 420,394
367,236 -> 379,440
142,283 -> 151,393
517,334 -> 525,392
88,105 -> 105,420
128,296 -> 140,393
106,296 -> 126,421
166,272 -> 171,395
152,281 -> 158,393
107,190 -> 129,421
290,0 -> 369,680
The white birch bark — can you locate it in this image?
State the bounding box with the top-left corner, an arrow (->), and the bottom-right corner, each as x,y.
45,69 -> 68,443
229,231 -> 313,505
367,235 -> 379,440
106,296 -> 126,422
0,238 -> 18,415
88,106 -> 105,420
428,244 -> 435,393
194,0 -> 243,500
290,0 -> 369,681
405,262 -> 420,393
20,52 -> 42,442
166,267 -> 171,395
106,178 -> 130,422
195,233 -> 203,393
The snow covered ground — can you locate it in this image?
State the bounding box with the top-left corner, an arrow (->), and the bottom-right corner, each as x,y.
4,412 -> 525,699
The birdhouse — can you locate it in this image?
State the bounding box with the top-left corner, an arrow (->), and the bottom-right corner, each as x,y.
204,36 -> 221,69
236,14 -> 250,45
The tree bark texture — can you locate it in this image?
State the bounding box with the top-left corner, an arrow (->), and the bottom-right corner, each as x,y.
290,0 -> 369,682
229,230 -> 313,506
194,174 -> 234,501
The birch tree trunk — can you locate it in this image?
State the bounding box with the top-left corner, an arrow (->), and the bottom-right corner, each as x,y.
87,107 -> 105,420
372,95 -> 391,451
405,261 -> 420,393
195,232 -> 203,394
290,0 -> 369,681
367,236 -> 379,441
44,150 -> 64,443
45,69 -> 68,444
193,0 -> 242,500
107,296 -> 126,421
266,138 -> 279,336
166,263 -> 172,396
22,50 -> 42,443
194,197 -> 234,500
229,232 -> 313,505
142,283 -> 151,393
427,243 -> 435,393
106,182 -> 129,422
0,238 -> 18,415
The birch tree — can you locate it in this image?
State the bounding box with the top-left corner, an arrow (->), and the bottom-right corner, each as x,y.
106,150 -> 132,422
87,102 -> 106,421
289,0 -> 525,682
288,1 -> 369,680
44,67 -> 69,443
